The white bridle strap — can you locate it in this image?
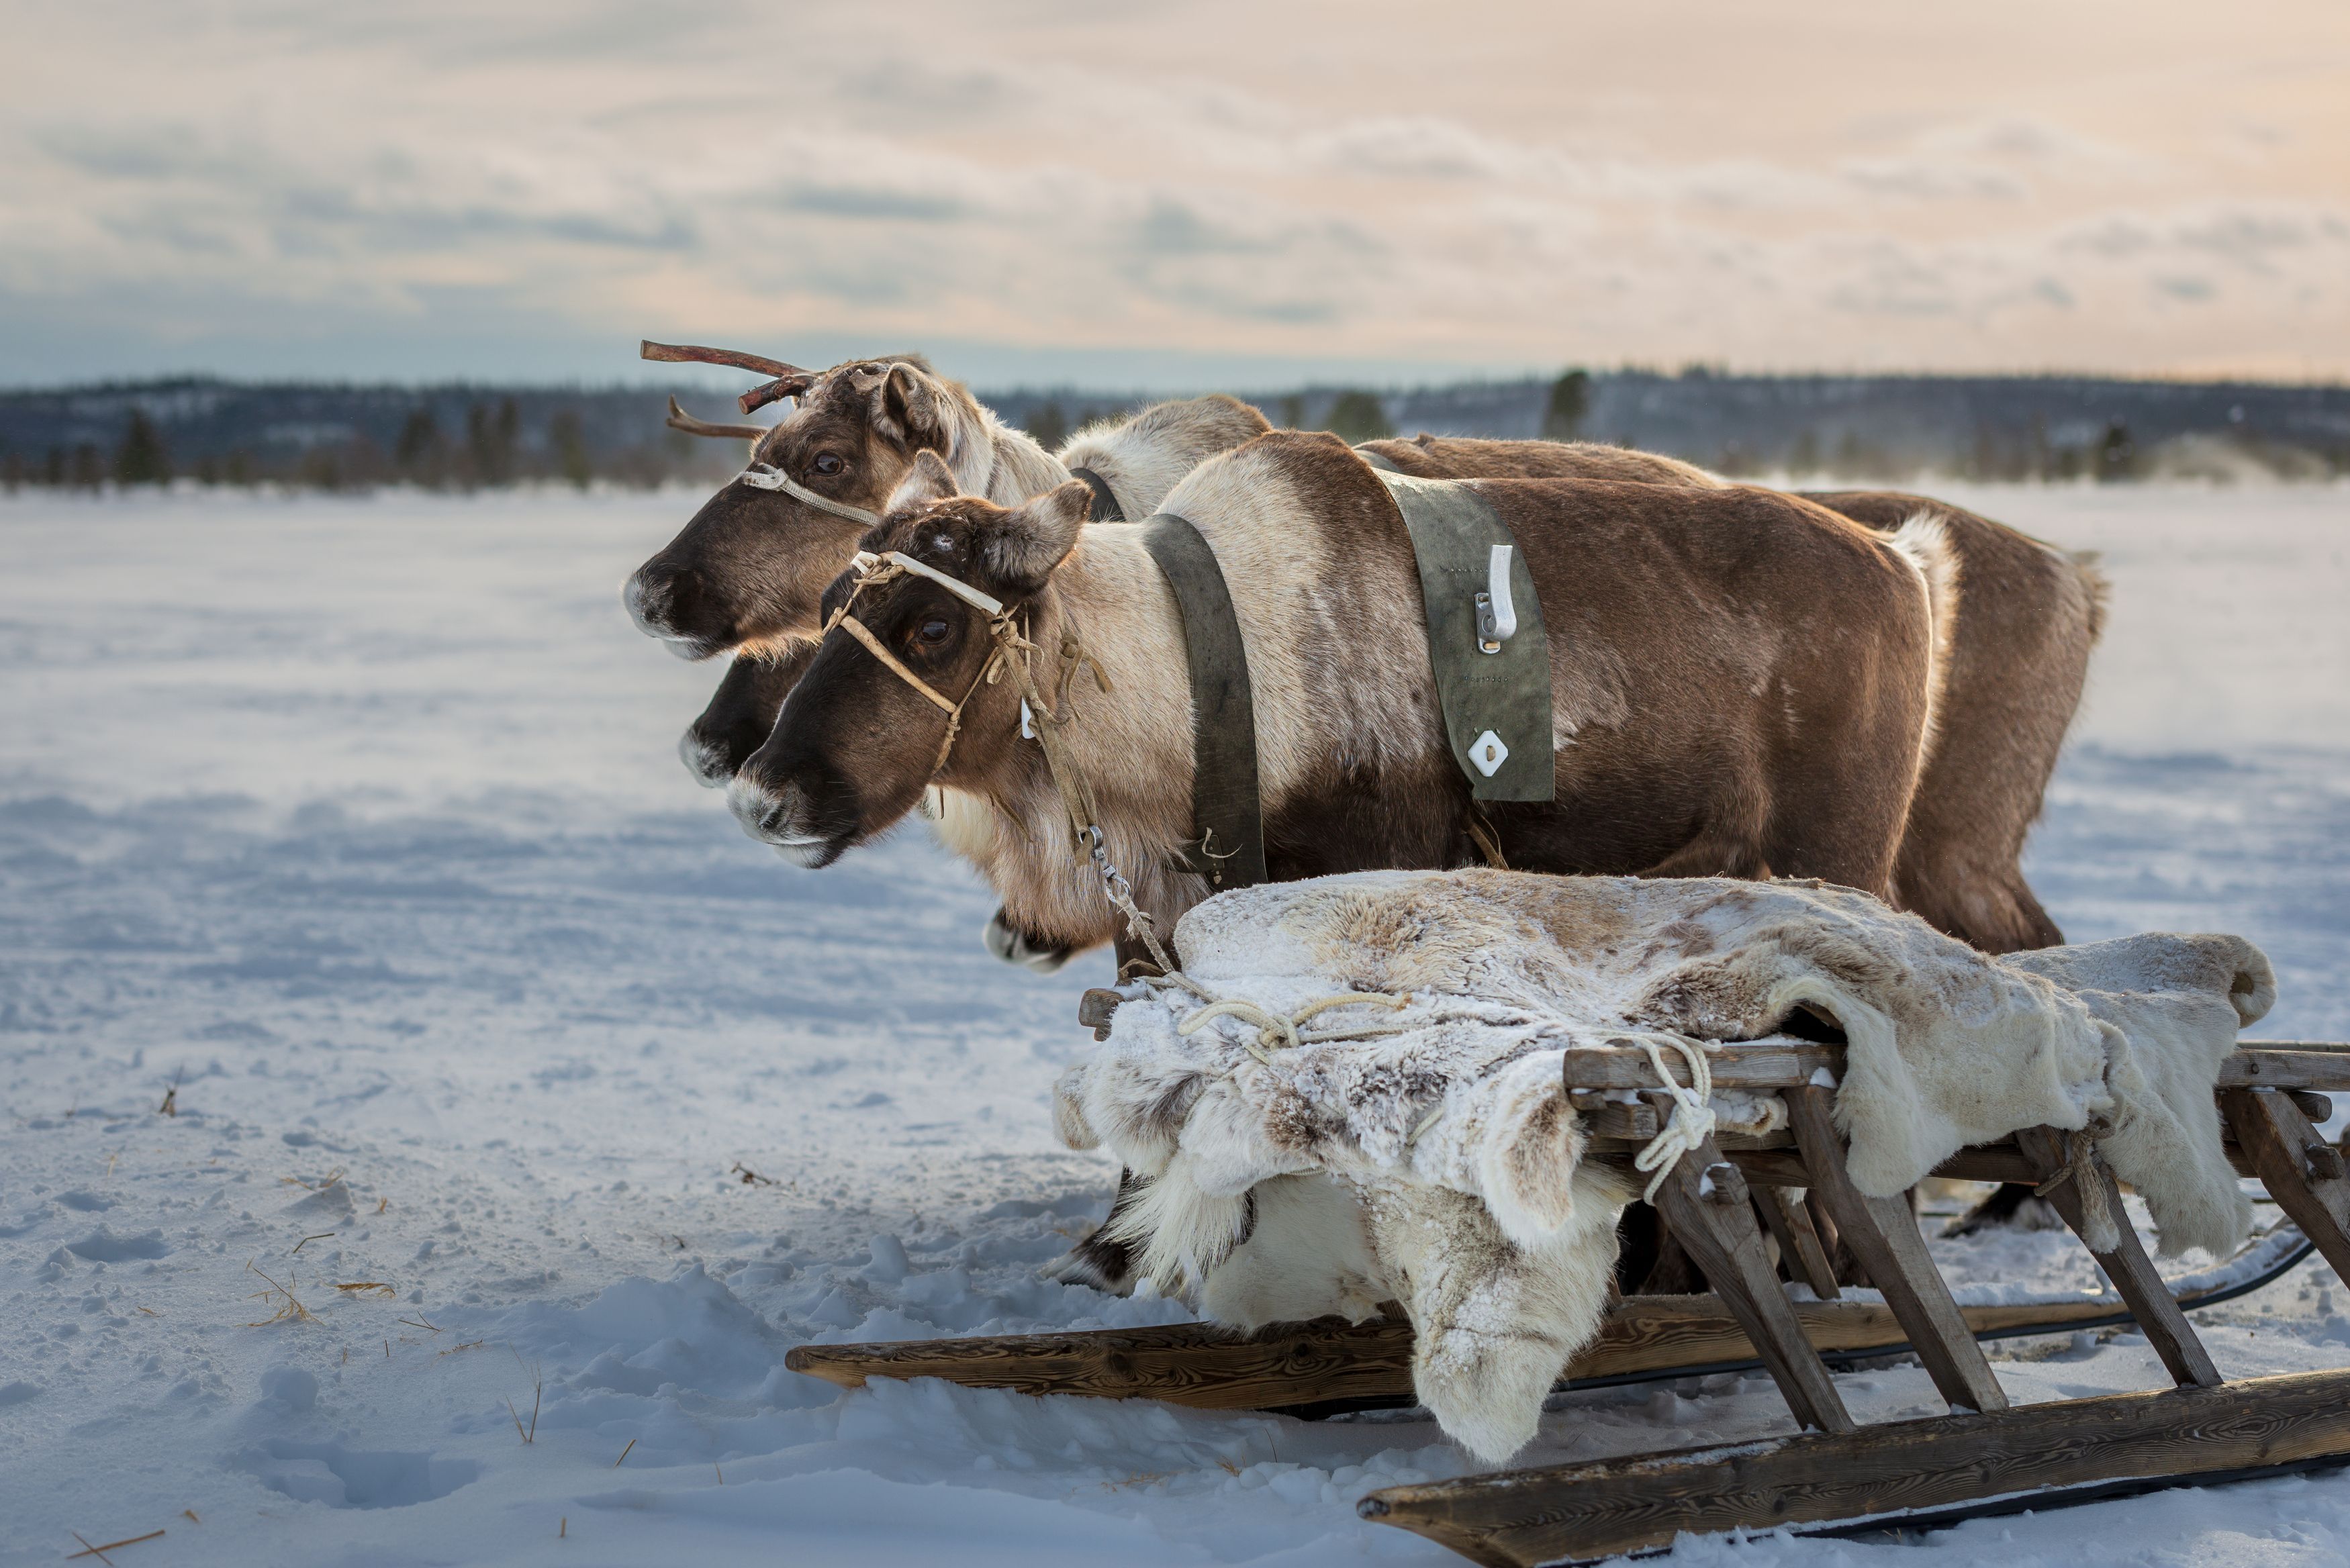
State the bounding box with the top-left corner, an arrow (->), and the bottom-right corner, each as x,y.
737,465 -> 881,528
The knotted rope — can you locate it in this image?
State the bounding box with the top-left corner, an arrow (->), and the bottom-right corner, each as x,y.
1173,989 -> 1416,1065
1620,1032 -> 1720,1202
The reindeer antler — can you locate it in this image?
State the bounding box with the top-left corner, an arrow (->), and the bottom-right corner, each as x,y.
642,340 -> 805,379
735,375 -> 813,415
664,397 -> 767,442
640,340 -> 818,415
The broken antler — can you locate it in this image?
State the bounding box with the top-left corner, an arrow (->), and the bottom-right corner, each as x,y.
736,375 -> 814,415
641,340 -> 817,416
641,340 -> 805,379
665,397 -> 768,442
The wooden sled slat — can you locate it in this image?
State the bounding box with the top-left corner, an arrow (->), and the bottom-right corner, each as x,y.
1360,1365 -> 2350,1567
1786,1085 -> 2007,1414
1556,1041 -> 2350,1094
2226,1087 -> 2350,1286
2017,1126 -> 2223,1388
787,1316 -> 1417,1410
783,1284 -> 2222,1409
1647,1128 -> 1854,1432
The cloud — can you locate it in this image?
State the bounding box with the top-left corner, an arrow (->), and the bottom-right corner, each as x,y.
3,0 -> 2345,384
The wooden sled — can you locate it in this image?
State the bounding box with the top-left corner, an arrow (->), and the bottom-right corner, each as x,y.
787,1039 -> 2350,1561
1361,1040 -> 2350,1564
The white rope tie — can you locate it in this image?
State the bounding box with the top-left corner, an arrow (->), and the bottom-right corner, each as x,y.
1626,1032 -> 1719,1202
737,464 -> 882,528
1161,982 -> 1414,1066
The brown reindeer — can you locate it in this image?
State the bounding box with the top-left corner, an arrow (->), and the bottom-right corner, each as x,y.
624,346 -> 1069,663
634,344 -> 2096,959
732,436 -> 1947,957
1358,437 -> 2104,955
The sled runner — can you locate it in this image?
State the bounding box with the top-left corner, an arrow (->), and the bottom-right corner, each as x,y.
788,1038 -> 2350,1562
783,1215 -> 2312,1416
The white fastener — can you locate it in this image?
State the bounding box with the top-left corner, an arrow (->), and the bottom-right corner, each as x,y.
1469,730 -> 1509,777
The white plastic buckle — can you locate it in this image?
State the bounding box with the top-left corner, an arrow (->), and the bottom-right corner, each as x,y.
1475,545 -> 1517,654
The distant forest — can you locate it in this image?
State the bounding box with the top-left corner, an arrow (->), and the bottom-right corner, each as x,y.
4,368 -> 2346,494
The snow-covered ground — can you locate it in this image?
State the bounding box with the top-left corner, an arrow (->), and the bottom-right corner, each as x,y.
1,480 -> 2345,1567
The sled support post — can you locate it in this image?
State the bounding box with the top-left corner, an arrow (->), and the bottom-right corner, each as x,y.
1648,1124 -> 1854,1433
2016,1126 -> 2222,1389
1754,1185 -> 1841,1300
2224,1087 -> 2350,1284
1785,1087 -> 2007,1414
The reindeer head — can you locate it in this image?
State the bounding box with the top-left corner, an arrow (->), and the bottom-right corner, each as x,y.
727,452 -> 1096,866
624,344 -> 991,660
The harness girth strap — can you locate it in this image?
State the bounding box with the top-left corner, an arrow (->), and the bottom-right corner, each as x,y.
1070,466 -> 1125,523
1139,514 -> 1269,890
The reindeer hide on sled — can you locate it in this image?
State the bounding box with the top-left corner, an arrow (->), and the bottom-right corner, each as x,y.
1053,869 -> 2271,1463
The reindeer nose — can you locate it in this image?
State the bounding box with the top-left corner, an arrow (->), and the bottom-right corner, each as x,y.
726,770 -> 795,843
624,562 -> 710,656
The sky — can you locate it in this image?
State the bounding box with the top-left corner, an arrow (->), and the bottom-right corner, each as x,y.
6,0 -> 2348,391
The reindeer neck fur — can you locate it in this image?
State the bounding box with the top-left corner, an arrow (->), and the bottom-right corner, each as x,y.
932,436 -> 1448,950
974,409 -> 1070,506
1058,395 -> 1272,521
929,523 -> 1205,951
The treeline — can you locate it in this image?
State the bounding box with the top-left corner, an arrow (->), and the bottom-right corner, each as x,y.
994,367 -> 2350,485
5,368 -> 2347,496
0,381 -> 742,495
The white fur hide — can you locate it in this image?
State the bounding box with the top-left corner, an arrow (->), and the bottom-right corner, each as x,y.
1053,869 -> 2271,1463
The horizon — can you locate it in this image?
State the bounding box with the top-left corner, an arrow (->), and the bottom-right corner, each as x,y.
7,362 -> 2349,401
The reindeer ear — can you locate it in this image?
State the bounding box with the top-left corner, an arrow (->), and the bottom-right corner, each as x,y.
978,479 -> 1091,594
876,362 -> 946,454
886,448 -> 960,512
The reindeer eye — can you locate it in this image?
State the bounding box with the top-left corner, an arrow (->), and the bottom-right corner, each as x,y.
917,618 -> 951,644
810,454 -> 845,477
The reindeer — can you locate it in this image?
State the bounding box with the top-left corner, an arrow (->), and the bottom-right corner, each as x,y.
637,345 -> 2097,961
733,436 -> 1948,952
659,377 -> 1272,786
1362,436 -> 2105,957
624,344 -> 1070,665
641,347 -> 2098,1258
733,438 -> 1955,1288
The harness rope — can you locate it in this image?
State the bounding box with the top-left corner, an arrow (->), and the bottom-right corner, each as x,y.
820,548 -> 1173,969
737,464 -> 883,528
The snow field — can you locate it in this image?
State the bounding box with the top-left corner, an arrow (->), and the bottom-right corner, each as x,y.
1,482 -> 2346,1566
